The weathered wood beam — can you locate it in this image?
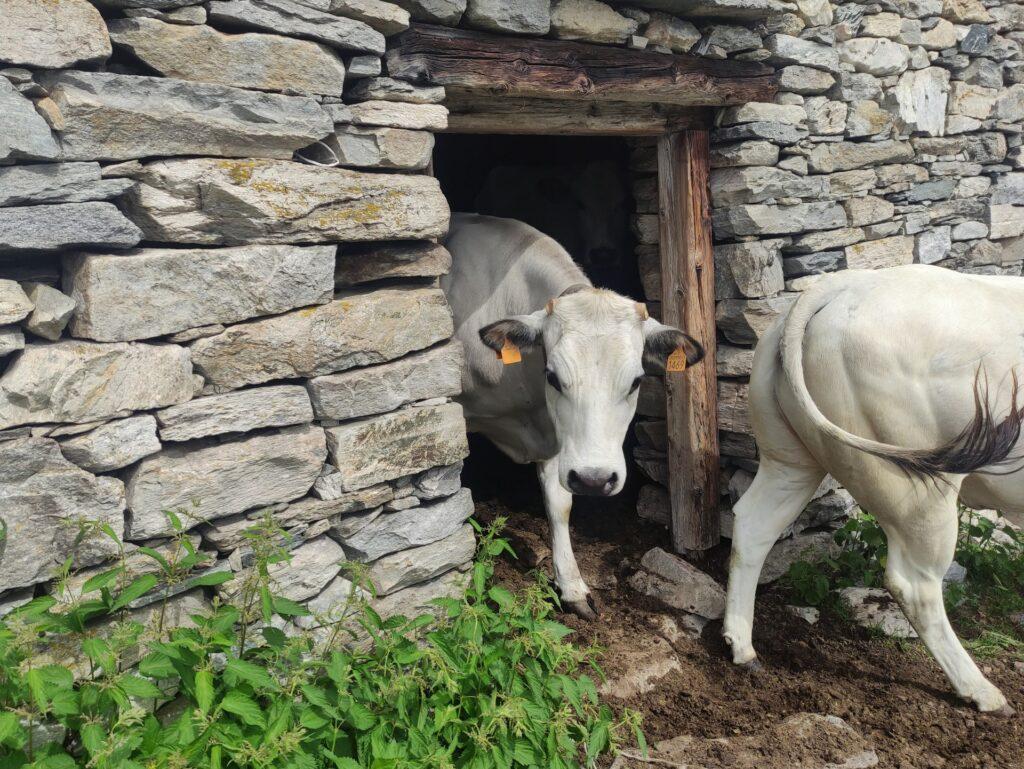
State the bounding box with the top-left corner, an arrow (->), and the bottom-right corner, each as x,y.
387,24 -> 777,108
443,94 -> 711,135
659,130 -> 720,554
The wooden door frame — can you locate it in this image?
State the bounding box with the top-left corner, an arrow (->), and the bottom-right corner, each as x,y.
393,23 -> 779,552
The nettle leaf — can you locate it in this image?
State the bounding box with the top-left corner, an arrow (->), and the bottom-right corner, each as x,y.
111,574 -> 159,610
187,570 -> 234,588
226,658 -> 278,691
195,669 -> 215,714
81,566 -> 124,594
0,712 -> 22,745
323,752 -> 362,769
119,674 -> 164,699
220,691 -> 265,728
273,596 -> 310,618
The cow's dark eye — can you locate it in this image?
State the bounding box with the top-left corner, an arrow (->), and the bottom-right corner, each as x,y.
629,376 -> 643,395
545,369 -> 563,392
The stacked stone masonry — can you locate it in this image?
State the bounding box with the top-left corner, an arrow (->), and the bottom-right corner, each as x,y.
1,0 -> 1021,627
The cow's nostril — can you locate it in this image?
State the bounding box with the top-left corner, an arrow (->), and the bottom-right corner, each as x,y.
568,470 -> 581,487
607,472 -> 618,488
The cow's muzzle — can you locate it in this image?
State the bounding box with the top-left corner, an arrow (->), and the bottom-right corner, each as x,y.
567,469 -> 618,496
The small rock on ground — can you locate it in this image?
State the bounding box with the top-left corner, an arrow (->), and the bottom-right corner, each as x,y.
598,635 -> 682,700
839,587 -> 918,638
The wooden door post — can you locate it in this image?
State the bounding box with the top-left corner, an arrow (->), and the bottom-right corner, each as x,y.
658,130 -> 720,554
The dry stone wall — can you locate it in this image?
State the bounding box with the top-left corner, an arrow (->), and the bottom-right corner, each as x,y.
2,0 -> 1021,623
0,0 -> 471,624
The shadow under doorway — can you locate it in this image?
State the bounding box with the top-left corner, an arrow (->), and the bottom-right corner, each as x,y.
433,133 -> 646,537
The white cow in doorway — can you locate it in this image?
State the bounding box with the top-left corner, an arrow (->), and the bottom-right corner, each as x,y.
443,213 -> 704,618
724,264 -> 1024,714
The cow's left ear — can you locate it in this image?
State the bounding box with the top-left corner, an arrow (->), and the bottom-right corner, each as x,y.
642,318 -> 704,374
479,310 -> 546,356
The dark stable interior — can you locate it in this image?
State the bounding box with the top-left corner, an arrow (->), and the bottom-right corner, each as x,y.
432,133 -> 644,514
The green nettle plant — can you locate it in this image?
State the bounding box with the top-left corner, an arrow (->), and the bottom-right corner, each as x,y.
0,515 -> 641,769
783,507 -> 1024,631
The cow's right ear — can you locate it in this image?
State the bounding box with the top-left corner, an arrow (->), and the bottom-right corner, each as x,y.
479,311 -> 546,356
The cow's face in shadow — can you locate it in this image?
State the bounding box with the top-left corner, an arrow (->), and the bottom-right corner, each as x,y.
480,287 -> 704,497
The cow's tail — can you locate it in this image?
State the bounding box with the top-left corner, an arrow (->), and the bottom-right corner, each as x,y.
780,281 -> 1024,479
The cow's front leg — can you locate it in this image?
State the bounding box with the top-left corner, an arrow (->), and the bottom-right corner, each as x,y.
538,457 -> 596,620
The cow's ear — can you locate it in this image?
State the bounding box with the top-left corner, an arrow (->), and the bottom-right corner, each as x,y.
479,310 -> 546,356
642,318 -> 704,374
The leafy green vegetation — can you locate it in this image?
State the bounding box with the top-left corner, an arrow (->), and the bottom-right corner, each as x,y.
782,507 -> 1024,641
0,515 -> 639,769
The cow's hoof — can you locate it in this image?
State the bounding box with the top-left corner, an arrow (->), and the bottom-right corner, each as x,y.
737,658 -> 763,673
563,593 -> 600,621
992,704 -> 1017,718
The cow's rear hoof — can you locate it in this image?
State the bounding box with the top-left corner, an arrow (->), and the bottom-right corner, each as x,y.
564,594 -> 600,621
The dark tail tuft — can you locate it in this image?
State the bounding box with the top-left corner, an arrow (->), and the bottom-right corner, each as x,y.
871,368 -> 1024,479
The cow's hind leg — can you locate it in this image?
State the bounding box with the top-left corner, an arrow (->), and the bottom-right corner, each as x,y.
538,457 -> 595,620
883,499 -> 1013,714
723,459 -> 825,665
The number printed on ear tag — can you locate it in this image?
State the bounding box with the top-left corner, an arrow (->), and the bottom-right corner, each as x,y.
500,340 -> 522,365
666,347 -> 688,373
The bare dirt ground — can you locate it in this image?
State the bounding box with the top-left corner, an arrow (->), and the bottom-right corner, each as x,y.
470,462 -> 1024,769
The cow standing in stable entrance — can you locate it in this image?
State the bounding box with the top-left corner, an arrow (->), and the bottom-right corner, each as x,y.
443,213 -> 704,619
724,264 -> 1024,714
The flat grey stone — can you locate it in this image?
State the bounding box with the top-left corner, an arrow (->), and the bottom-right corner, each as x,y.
108,17 -> 348,96
38,70 -> 332,162
22,283 -> 76,341
0,80 -> 59,163
308,343 -> 463,421
65,244 -> 335,342
325,402 -> 468,491
716,295 -> 797,344
345,76 -> 445,104
628,547 -> 726,619
0,202 -> 141,254
713,202 -> 847,238
0,163 -> 134,207
335,241 -> 451,286
157,384 -> 314,442
366,522 -> 475,595
191,288 -> 453,391
0,0 -> 111,69
0,281 -> 32,325
0,438 -> 124,591
0,340 -> 193,430
339,487 -> 473,561
372,567 -> 465,619
208,0 -> 385,54
58,414 -> 161,472
839,587 -> 917,638
325,125 -> 434,170
714,239 -> 786,299
464,0 -> 551,34
414,462 -> 463,500
0,326 -> 25,357
391,0 -> 465,24
549,0 -> 638,44
759,531 -> 838,584
125,424 -> 327,538
120,158 -> 450,245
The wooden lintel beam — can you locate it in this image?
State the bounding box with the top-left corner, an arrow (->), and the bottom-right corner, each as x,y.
387,24 -> 778,108
443,94 -> 712,136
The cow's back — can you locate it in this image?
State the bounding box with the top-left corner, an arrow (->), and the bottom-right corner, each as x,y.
442,214 -> 587,462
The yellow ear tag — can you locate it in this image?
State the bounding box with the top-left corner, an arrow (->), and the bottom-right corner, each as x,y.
499,340 -> 522,365
666,347 -> 688,373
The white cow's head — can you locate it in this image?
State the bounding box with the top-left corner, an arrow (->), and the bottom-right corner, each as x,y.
479,286 -> 704,497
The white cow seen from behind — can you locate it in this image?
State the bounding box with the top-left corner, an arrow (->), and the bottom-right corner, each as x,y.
443,213 -> 704,618
725,264 -> 1024,714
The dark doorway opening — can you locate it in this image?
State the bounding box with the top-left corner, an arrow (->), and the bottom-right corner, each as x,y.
433,133 -> 644,525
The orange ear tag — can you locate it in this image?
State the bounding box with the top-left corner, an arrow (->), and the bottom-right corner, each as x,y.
666,347 -> 688,373
499,340 -> 522,365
